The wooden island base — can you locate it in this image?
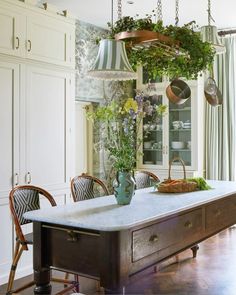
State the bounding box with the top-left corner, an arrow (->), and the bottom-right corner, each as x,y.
22,182 -> 236,294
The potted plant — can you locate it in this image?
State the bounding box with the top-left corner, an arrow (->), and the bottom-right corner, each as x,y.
87,92 -> 167,205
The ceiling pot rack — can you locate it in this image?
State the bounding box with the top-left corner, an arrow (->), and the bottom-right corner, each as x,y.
115,0 -> 184,58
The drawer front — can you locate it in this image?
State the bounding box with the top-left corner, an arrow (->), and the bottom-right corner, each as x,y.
44,225 -> 100,277
206,196 -> 236,232
132,209 -> 203,262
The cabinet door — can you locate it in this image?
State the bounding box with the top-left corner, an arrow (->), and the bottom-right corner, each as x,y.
0,5 -> 24,57
24,66 -> 71,191
0,61 -> 19,283
0,61 -> 19,196
141,92 -> 166,168
26,13 -> 73,66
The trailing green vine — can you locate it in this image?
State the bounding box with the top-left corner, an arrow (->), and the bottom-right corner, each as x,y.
108,17 -> 215,79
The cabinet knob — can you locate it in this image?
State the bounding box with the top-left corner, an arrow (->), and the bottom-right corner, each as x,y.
184,221 -> 193,228
15,37 -> 20,50
149,234 -> 159,242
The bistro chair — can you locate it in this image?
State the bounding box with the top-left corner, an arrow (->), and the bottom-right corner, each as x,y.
7,185 -> 79,295
71,173 -> 109,202
134,170 -> 160,189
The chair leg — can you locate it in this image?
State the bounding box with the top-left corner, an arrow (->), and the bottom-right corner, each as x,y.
74,274 -> 79,292
64,272 -> 69,288
6,240 -> 24,294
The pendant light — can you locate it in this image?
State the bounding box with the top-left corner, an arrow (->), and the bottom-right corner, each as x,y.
201,0 -> 226,55
87,0 -> 137,81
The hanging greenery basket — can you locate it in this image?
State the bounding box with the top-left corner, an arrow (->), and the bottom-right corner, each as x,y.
109,17 -> 215,80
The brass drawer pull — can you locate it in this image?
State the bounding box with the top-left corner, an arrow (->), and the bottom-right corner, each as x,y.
184,221 -> 193,228
149,235 -> 159,242
15,37 -> 20,49
67,230 -> 78,242
215,209 -> 221,216
27,40 -> 32,52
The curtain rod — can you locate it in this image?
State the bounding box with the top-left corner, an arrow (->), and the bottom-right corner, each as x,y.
218,29 -> 236,36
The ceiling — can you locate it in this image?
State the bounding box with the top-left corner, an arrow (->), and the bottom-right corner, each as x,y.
40,0 -> 236,30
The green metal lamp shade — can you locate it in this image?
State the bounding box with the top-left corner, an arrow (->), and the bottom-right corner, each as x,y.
201,26 -> 226,55
88,39 -> 137,81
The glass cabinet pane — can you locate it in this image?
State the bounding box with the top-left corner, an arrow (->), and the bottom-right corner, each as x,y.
169,99 -> 191,167
142,94 -> 164,166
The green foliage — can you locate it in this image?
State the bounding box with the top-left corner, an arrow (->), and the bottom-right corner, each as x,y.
186,177 -> 212,190
108,17 -> 215,79
87,95 -> 166,172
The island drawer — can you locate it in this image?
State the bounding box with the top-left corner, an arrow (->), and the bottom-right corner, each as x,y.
132,208 -> 203,262
206,196 -> 236,232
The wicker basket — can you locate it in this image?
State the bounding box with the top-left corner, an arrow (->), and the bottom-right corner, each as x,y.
158,157 -> 197,193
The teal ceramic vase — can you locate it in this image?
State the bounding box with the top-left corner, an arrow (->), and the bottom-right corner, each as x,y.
113,171 -> 135,205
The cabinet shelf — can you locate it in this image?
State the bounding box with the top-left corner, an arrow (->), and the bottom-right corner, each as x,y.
143,149 -> 162,152
170,149 -> 191,152
169,107 -> 191,112
170,129 -> 191,132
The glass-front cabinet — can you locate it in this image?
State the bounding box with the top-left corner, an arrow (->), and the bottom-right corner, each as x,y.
137,67 -> 204,180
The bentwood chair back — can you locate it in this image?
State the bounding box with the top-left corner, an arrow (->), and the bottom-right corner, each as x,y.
71,173 -> 109,202
135,170 -> 160,189
7,185 -> 79,295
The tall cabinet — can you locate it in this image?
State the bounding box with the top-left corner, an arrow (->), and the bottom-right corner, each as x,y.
137,67 -> 205,180
0,0 -> 75,283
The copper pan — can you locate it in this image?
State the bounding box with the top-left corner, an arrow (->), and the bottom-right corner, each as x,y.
204,77 -> 223,107
166,79 -> 191,105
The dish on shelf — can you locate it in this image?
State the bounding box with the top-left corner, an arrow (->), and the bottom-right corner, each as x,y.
171,141 -> 185,149
144,161 -> 154,164
143,141 -> 152,149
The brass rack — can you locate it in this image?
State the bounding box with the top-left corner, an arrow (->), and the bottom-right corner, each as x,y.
115,30 -> 185,57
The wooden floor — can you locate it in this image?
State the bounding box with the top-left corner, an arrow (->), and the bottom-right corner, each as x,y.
1,227 -> 236,295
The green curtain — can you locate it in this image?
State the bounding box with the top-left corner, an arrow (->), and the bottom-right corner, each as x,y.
205,36 -> 236,180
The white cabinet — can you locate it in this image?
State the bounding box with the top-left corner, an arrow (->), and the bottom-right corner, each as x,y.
0,61 -> 19,282
137,68 -> 204,180
23,66 -> 71,190
0,0 -> 75,67
26,13 -> 74,66
0,0 -> 75,284
0,5 -> 24,57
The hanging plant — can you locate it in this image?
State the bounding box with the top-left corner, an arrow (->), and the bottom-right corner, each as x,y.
108,17 -> 215,80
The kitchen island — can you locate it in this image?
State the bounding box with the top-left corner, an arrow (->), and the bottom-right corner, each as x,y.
24,180 -> 236,294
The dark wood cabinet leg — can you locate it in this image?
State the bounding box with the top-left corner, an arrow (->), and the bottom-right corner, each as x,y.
191,244 -> 199,258
34,269 -> 51,294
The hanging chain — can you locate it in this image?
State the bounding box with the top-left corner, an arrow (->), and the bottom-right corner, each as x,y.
157,0 -> 162,21
208,0 -> 211,26
117,0 -> 122,20
175,0 -> 179,26
207,0 -> 215,25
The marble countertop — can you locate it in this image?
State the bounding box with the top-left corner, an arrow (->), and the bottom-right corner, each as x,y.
24,180 -> 236,231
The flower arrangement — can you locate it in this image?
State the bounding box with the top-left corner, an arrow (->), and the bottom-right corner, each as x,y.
87,90 -> 167,172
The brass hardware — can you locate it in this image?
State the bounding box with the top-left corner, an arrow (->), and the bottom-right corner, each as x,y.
184,221 -> 193,228
15,37 -> 20,49
27,40 -> 32,52
14,173 -> 19,186
42,224 -> 100,237
149,234 -> 159,242
27,172 -> 31,184
215,209 -> 221,216
67,230 -> 78,242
